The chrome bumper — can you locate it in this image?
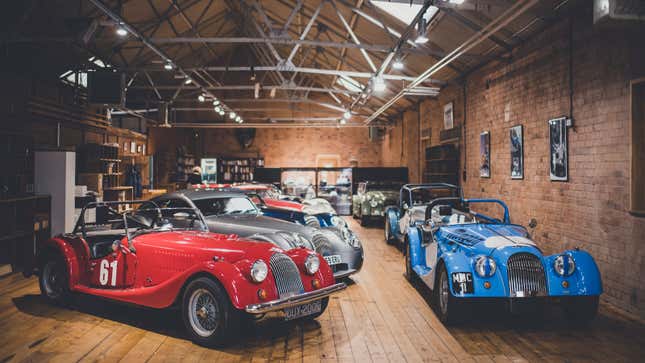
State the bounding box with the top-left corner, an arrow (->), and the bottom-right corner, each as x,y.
244,283 -> 346,314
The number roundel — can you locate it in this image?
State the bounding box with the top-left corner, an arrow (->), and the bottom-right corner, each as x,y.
99,259 -> 118,286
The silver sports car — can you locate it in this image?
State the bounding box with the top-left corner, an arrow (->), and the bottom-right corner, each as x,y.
151,189 -> 363,279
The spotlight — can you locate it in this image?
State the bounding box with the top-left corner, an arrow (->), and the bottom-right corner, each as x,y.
219,110 -> 225,116
229,111 -> 236,119
214,106 -> 221,113
212,99 -> 220,106
235,116 -> 242,123
415,18 -> 429,44
339,119 -> 347,125
373,77 -> 386,92
116,27 -> 127,37
343,111 -> 351,119
392,58 -> 404,70
164,62 -> 173,70
184,78 -> 192,85
198,94 -> 205,102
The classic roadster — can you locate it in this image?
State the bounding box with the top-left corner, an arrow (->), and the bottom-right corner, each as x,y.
389,184 -> 603,323
152,189 -> 363,279
352,181 -> 402,226
31,201 -> 345,346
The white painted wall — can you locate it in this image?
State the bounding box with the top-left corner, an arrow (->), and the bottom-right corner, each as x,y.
35,151 -> 75,235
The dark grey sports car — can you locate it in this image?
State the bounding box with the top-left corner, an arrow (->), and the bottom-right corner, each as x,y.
151,189 -> 363,279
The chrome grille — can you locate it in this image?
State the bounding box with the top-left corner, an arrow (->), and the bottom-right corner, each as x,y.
304,215 -> 321,227
507,253 -> 547,297
269,253 -> 305,298
311,231 -> 334,254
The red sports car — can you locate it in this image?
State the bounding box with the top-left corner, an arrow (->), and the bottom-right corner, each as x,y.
31,201 -> 345,346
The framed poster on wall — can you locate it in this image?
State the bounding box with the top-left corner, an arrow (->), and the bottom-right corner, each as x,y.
443,102 -> 454,130
510,125 -> 523,179
480,131 -> 490,178
549,117 -> 568,181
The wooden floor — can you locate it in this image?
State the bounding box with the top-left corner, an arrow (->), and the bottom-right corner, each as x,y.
1,218 -> 645,362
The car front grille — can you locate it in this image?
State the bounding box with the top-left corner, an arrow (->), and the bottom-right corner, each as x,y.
269,253 -> 305,298
311,231 -> 334,255
304,215 -> 321,227
507,253 -> 547,297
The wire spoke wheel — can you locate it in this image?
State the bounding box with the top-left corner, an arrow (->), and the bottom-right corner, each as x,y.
42,260 -> 65,298
188,288 -> 220,337
439,270 -> 450,316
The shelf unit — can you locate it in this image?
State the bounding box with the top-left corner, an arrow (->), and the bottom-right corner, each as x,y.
0,195 -> 51,274
424,144 -> 460,185
218,157 -> 264,183
77,143 -> 123,191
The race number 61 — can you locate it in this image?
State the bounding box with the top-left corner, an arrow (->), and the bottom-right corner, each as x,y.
99,260 -> 118,286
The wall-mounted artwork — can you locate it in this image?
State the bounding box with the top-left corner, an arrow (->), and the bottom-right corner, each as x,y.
510,125 -> 523,179
480,131 -> 490,178
549,117 -> 568,181
443,102 -> 454,130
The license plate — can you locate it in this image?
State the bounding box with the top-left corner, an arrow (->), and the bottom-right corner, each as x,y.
284,300 -> 322,321
324,255 -> 342,265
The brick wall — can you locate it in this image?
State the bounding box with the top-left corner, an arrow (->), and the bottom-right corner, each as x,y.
388,6 -> 645,316
150,126 -> 382,168
381,109 -> 422,183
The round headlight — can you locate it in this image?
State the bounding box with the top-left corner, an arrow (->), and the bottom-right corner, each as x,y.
474,256 -> 497,277
370,200 -> 378,208
304,254 -> 320,275
331,215 -> 346,227
250,260 -> 268,282
554,254 -> 575,276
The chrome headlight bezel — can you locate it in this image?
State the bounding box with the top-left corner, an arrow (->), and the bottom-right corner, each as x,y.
369,200 -> 379,208
474,256 -> 497,278
330,215 -> 346,227
304,254 -> 320,275
553,254 -> 575,276
250,259 -> 268,283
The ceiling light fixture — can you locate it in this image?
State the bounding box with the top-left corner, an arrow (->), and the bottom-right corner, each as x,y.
218,110 -> 225,116
184,78 -> 192,85
229,111 -> 236,119
343,111 -> 351,119
214,106 -> 221,113
373,77 -> 386,92
212,99 -> 220,106
392,58 -> 404,70
235,116 -> 242,123
163,62 -> 173,70
198,94 -> 205,102
115,26 -> 127,36
415,17 -> 429,44
340,119 -> 347,125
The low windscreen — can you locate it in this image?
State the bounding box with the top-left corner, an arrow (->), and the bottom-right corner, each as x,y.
366,183 -> 401,192
410,187 -> 459,206
193,197 -> 258,216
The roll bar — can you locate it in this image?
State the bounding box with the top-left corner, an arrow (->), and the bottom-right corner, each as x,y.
464,198 -> 511,224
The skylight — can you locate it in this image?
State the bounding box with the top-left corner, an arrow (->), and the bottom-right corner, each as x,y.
372,1 -> 438,25
336,76 -> 364,93
59,56 -> 111,88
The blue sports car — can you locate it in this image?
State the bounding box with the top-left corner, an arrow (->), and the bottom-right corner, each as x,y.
385,184 -> 603,323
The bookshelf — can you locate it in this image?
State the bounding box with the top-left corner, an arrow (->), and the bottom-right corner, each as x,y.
218,157 -> 264,183
424,144 -> 459,185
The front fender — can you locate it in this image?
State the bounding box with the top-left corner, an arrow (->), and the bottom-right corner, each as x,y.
440,251 -> 507,298
544,250 -> 603,296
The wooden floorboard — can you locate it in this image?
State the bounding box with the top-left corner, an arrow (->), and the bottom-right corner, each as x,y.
1,217 -> 644,362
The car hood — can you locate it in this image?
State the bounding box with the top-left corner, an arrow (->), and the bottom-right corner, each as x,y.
132,230 -> 282,262
302,198 -> 336,214
204,213 -> 312,238
435,223 -> 539,256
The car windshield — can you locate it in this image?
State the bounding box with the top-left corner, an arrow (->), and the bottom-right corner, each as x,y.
366,183 -> 401,192
193,197 -> 259,216
409,187 -> 460,206
74,201 -> 208,237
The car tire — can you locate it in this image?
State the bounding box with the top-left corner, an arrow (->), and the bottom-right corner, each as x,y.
433,264 -> 461,325
182,277 -> 239,347
404,240 -> 418,284
304,297 -> 330,320
39,253 -> 71,306
384,219 -> 395,245
562,296 -> 599,324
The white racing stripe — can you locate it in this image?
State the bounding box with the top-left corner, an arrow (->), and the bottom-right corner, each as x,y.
483,236 -> 536,249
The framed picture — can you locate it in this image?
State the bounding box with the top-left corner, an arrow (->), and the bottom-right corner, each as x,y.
130,141 -> 136,154
443,102 -> 454,130
549,117 -> 568,181
480,131 -> 490,178
510,125 -> 523,179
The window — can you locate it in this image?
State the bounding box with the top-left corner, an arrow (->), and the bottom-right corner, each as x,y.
371,1 -> 439,26
59,56 -> 111,88
631,79 -> 645,215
